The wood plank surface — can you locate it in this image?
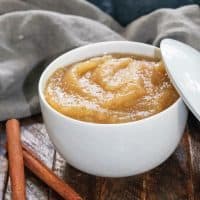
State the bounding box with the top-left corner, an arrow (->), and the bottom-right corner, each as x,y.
0,114 -> 200,200
144,130 -> 193,200
95,175 -> 145,200
4,116 -> 54,200
67,165 -> 96,200
0,123 -> 7,200
188,114 -> 200,200
49,151 -> 67,200
0,156 -> 7,200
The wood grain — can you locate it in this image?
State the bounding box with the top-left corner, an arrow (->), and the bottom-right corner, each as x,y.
144,130 -> 193,200
188,114 -> 200,200
0,156 -> 8,200
95,175 -> 145,200
49,151 -> 68,200
67,166 -> 96,200
0,114 -> 200,200
0,123 -> 7,200
4,116 -> 55,200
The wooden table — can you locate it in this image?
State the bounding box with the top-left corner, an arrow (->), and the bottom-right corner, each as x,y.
0,113 -> 200,200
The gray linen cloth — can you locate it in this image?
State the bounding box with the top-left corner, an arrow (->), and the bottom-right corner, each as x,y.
0,0 -> 199,121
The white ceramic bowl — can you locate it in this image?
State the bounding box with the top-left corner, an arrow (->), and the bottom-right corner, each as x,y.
39,41 -> 188,177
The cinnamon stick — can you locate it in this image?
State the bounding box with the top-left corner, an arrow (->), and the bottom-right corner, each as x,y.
5,119 -> 82,200
22,143 -> 82,200
6,119 -> 26,200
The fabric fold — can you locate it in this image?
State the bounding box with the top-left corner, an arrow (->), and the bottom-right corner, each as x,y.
0,0 -> 199,121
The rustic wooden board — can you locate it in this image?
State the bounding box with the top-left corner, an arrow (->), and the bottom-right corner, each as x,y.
188,114 -> 200,200
0,114 -> 200,200
144,130 -> 193,200
49,151 -> 67,200
95,175 -> 145,200
0,156 -> 7,200
4,117 -> 54,200
0,123 -> 7,200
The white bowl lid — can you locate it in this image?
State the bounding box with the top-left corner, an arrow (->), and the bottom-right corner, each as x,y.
160,39 -> 200,121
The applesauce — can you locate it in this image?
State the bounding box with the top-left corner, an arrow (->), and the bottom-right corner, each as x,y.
44,54 -> 179,123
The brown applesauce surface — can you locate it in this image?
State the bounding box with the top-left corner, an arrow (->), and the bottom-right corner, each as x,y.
45,54 -> 179,123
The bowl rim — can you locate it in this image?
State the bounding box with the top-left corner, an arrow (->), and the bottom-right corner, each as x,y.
38,41 -> 182,127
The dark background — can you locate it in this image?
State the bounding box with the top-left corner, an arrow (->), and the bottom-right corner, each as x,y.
87,0 -> 199,26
